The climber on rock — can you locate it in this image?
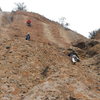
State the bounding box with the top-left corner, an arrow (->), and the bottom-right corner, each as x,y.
26,32 -> 30,40
68,51 -> 80,64
26,19 -> 32,26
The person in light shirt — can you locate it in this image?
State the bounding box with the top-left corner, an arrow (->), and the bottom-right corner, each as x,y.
68,51 -> 80,64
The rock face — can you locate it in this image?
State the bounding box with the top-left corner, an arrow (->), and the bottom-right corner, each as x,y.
0,11 -> 100,100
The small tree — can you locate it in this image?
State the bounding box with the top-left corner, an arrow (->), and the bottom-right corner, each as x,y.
14,2 -> 27,11
89,28 -> 100,39
89,31 -> 96,39
0,7 -> 2,12
59,17 -> 69,28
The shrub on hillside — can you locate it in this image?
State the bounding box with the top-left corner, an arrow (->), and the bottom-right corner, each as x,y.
14,2 -> 27,11
89,28 -> 100,39
58,17 -> 69,29
0,7 -> 2,12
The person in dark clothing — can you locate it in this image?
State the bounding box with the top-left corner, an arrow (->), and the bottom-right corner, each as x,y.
26,20 -> 32,26
68,51 -> 80,64
26,32 -> 30,40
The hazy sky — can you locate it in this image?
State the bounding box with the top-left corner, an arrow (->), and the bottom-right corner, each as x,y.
0,0 -> 100,38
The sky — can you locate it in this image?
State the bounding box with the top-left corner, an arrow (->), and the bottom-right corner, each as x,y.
0,0 -> 100,38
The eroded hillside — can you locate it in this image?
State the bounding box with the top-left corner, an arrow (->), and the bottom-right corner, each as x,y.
0,11 -> 99,100
0,11 -> 87,47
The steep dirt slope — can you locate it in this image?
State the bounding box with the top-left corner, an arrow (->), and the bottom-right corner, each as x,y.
0,11 -> 87,47
0,37 -> 99,100
0,11 -> 99,100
